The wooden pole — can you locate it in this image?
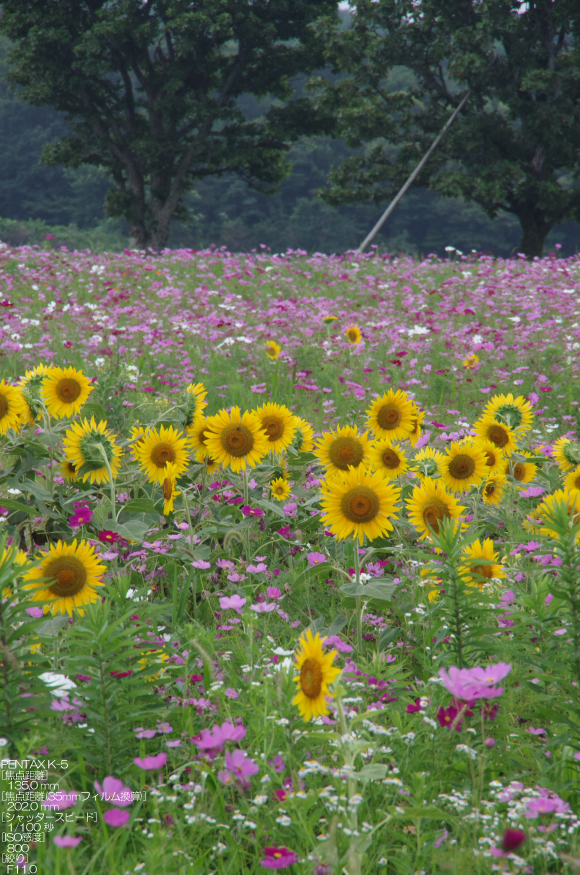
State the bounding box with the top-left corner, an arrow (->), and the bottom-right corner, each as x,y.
358,90 -> 470,254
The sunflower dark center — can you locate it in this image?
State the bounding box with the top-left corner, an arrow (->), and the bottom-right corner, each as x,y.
382,448 -> 400,469
448,454 -> 476,480
300,658 -> 323,699
199,429 -> 209,446
163,478 -> 173,501
512,462 -> 526,481
0,394 -> 8,418
262,416 -> 284,441
495,404 -> 523,428
347,328 -> 358,341
56,378 -> 82,403
485,450 -> 497,467
151,442 -> 175,468
328,437 -> 364,470
377,404 -> 400,431
221,424 -> 254,457
422,498 -> 451,534
45,556 -> 87,597
488,425 -> 509,448
573,474 -> 580,490
485,483 -> 496,496
410,418 -> 419,436
341,486 -> 380,523
470,563 -> 493,580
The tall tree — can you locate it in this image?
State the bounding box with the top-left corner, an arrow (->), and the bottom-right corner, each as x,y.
313,0 -> 580,257
0,0 -> 338,250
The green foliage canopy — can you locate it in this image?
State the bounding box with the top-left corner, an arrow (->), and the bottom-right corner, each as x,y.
0,0 -> 338,250
313,0 -> 580,257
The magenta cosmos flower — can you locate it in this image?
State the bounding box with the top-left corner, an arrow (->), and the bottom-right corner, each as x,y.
260,846 -> 300,869
103,808 -> 131,827
133,752 -> 167,771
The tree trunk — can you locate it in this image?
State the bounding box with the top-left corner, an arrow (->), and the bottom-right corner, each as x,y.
516,210 -> 552,259
128,222 -> 150,251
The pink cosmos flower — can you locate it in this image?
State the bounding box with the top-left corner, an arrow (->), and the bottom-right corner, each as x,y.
525,794 -> 569,818
267,586 -> 283,600
307,551 -> 326,565
53,835 -> 82,848
103,809 -> 131,827
133,752 -> 167,771
322,635 -> 352,653
222,749 -> 260,788
247,562 -> 268,573
192,720 -> 247,756
260,846 -> 300,869
94,776 -> 133,807
250,602 -> 276,613
192,559 -> 211,569
220,594 -> 246,614
439,663 -> 510,701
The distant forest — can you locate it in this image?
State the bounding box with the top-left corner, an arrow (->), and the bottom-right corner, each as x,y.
1,36 -> 579,257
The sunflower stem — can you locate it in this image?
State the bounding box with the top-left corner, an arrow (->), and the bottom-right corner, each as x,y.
96,445 -> 117,524
354,540 -> 363,652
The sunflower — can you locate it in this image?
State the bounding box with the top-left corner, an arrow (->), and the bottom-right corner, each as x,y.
63,417 -> 123,485
368,439 -> 409,481
254,402 -> 297,454
292,630 -> 341,722
204,406 -> 269,473
18,363 -> 52,390
183,382 -> 208,433
265,340 -> 281,360
474,415 -> 518,457
408,403 -> 425,447
60,459 -> 79,482
406,478 -> 466,542
365,389 -> 414,441
41,366 -> 93,418
1,545 -> 28,598
271,477 -> 292,502
314,424 -> 371,476
128,425 -> 148,459
290,417 -> 315,454
552,437 -> 580,473
438,441 -> 488,492
18,364 -> 52,426
535,488 -> 580,540
475,438 -> 504,474
23,539 -> 106,616
321,467 -> 400,545
411,446 -> 445,480
460,538 -> 506,587
0,381 -> 26,435
161,462 -> 181,515
483,392 -> 534,434
563,466 -> 580,494
345,325 -> 362,345
136,425 -> 191,484
505,451 -> 537,484
322,315 -> 337,325
482,472 -> 507,506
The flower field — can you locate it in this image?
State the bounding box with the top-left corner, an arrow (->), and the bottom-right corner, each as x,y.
1,243 -> 580,875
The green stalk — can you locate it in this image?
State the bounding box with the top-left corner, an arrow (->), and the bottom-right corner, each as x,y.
354,540 -> 363,652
